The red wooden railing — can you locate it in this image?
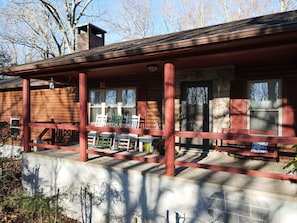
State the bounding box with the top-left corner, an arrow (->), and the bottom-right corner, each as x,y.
28,122 -> 297,182
29,122 -> 80,152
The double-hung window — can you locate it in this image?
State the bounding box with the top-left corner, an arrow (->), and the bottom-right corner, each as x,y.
89,88 -> 136,123
248,80 -> 281,134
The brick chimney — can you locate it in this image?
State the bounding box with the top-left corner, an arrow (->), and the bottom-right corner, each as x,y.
76,23 -> 106,51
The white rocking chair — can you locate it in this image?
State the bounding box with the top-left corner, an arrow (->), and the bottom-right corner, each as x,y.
114,114 -> 140,151
87,114 -> 107,147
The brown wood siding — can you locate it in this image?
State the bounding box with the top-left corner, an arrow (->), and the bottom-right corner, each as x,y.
145,74 -> 163,129
30,88 -> 80,141
0,90 -> 23,120
0,87 -> 80,144
0,90 -> 23,146
30,88 -> 79,122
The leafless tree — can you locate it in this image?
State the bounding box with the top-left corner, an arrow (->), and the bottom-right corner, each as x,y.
215,0 -> 273,22
279,0 -> 297,11
102,0 -> 154,41
0,0 -> 102,63
39,0 -> 93,54
158,0 -> 211,33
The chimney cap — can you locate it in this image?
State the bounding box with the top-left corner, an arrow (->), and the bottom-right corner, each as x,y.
77,23 -> 107,35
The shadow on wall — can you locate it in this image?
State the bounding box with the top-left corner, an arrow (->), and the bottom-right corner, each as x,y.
21,154 -> 290,222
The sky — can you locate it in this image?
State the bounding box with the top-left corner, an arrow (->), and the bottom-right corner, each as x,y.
86,0 -> 293,44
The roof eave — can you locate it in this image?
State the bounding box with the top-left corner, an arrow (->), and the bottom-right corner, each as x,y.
2,19 -> 297,76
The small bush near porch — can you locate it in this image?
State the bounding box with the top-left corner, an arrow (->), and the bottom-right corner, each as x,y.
0,158 -> 79,223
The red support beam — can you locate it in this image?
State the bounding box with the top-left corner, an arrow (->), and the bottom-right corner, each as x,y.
79,72 -> 88,161
164,62 -> 175,176
22,78 -> 30,152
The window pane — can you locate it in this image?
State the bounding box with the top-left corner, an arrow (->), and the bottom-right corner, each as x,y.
106,90 -> 117,106
90,90 -> 102,105
122,89 -> 136,106
250,81 -> 279,108
11,119 -> 20,127
90,108 -> 101,123
122,108 -> 136,116
106,107 -> 118,119
187,87 -> 208,105
250,111 -> 278,134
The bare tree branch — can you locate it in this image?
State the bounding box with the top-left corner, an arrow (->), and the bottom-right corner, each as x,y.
0,0 -> 102,63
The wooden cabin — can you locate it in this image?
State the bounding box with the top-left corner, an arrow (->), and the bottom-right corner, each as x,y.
1,11 -> 297,176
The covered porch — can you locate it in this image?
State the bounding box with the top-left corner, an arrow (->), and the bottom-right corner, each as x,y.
20,61 -> 297,181
2,10 -> 297,182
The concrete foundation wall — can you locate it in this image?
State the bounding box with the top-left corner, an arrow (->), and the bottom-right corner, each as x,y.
22,153 -> 297,223
0,144 -> 23,158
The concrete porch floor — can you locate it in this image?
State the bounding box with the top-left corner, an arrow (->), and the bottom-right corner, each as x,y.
28,147 -> 297,200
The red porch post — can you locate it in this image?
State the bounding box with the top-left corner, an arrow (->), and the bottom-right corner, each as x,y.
164,62 -> 175,176
22,77 -> 30,152
79,72 -> 88,161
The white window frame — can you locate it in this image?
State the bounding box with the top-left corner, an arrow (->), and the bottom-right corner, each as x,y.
10,117 -> 20,136
89,88 -> 136,124
247,79 -> 282,135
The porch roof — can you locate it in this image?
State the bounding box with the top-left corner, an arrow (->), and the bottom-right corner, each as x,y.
0,77 -> 52,90
1,10 -> 297,81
